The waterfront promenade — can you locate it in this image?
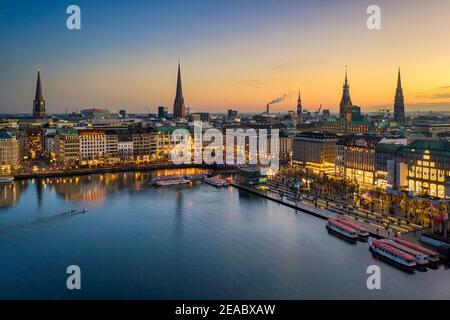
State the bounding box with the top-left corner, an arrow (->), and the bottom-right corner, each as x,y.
12,163 -> 216,180
231,181 -> 426,240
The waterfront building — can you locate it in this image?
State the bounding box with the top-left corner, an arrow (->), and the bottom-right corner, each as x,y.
118,135 -> 134,161
78,129 -> 106,166
374,138 -> 407,189
292,132 -> 337,175
33,70 -> 46,119
173,62 -> 186,120
279,131 -> 293,164
335,135 -> 382,186
0,131 -> 20,174
16,131 -> 29,160
399,139 -> 450,199
394,68 -> 405,125
236,166 -> 268,185
131,127 -> 153,163
56,128 -> 79,166
105,130 -> 119,164
43,128 -> 57,160
154,126 -> 179,160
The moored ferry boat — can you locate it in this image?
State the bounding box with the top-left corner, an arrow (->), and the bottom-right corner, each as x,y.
326,219 -> 358,240
369,239 -> 416,268
155,178 -> 189,187
381,239 -> 428,265
392,237 -> 440,262
205,176 -> 229,188
335,217 -> 369,239
150,175 -> 183,185
0,176 -> 14,184
185,173 -> 208,181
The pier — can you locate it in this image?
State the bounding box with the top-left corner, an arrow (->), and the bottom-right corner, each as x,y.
231,181 -> 424,240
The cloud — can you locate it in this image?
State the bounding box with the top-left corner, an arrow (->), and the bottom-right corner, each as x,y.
272,60 -> 307,73
237,79 -> 263,88
375,102 -> 450,112
414,85 -> 450,99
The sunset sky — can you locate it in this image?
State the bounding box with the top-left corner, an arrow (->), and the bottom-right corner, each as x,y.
1,0 -> 450,114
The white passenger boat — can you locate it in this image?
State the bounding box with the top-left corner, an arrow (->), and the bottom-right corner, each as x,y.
156,178 -> 189,187
0,176 -> 14,184
369,239 -> 416,268
151,175 -> 182,183
335,217 -> 370,239
381,239 -> 428,265
392,237 -> 440,263
185,173 -> 208,181
326,219 -> 358,240
204,176 -> 229,188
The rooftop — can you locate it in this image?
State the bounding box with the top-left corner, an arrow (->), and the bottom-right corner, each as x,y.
400,139 -> 450,157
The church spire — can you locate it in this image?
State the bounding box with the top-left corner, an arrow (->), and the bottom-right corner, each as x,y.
173,61 -> 186,119
33,69 -> 46,119
344,65 -> 348,87
394,67 -> 405,124
35,69 -> 43,101
297,90 -> 303,122
397,67 -> 402,89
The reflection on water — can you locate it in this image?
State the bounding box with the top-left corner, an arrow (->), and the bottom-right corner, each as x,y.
0,168 -> 207,208
0,168 -> 449,300
0,208 -> 86,233
174,191 -> 185,234
0,180 -> 29,209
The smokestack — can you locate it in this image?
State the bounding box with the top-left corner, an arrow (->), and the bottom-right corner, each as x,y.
266,104 -> 270,115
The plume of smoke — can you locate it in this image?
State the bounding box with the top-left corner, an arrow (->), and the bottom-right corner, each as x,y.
267,91 -> 293,105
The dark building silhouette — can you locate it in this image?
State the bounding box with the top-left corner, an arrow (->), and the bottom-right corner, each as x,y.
394,68 -> 405,125
33,70 -> 46,119
158,106 -> 168,119
296,90 -> 302,123
339,66 -> 352,129
173,62 -> 186,119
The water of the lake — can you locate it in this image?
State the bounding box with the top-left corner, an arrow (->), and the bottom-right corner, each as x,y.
0,170 -> 449,299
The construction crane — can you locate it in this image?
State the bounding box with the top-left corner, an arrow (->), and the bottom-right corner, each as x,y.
314,104 -> 322,115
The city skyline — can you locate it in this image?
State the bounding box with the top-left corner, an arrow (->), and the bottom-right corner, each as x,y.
1,0 -> 450,305
2,0 -> 450,114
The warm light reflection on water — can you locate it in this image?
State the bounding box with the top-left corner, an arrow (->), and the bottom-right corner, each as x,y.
0,168 -> 449,299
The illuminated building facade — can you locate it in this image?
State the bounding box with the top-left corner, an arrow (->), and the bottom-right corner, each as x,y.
374,139 -> 407,189
131,127 -> 153,163
336,135 -> 382,186
293,132 -> 337,174
399,139 -> 450,199
118,135 -> 134,161
0,131 -> 20,174
105,130 -> 119,164
279,132 -> 293,163
79,129 -> 106,165
56,128 -> 79,166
